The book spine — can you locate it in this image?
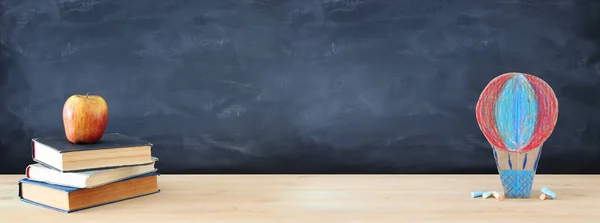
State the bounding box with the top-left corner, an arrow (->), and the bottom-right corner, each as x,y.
25,165 -> 31,178
17,181 -> 23,198
31,140 -> 36,160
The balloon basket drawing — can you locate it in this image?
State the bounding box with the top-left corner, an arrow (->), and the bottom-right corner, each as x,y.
498,170 -> 535,198
492,146 -> 542,198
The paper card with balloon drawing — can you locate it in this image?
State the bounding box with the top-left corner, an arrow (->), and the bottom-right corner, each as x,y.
476,72 -> 558,198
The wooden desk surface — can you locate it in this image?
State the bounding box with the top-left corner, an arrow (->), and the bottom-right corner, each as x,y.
0,174 -> 597,222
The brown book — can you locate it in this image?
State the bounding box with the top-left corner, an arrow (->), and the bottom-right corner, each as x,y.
18,172 -> 160,213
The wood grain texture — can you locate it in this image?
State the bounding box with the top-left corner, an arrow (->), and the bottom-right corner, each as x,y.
0,175 -> 598,223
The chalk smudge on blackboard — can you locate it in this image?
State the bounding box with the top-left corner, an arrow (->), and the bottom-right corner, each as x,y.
217,104 -> 247,118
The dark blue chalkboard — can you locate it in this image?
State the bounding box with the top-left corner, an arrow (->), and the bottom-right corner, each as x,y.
1,0 -> 599,174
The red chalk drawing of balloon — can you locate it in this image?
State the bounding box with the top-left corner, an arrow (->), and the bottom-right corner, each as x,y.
476,72 -> 558,198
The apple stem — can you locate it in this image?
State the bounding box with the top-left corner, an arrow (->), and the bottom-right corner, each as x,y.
85,92 -> 89,98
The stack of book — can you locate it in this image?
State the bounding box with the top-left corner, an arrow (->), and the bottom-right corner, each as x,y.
17,133 -> 160,213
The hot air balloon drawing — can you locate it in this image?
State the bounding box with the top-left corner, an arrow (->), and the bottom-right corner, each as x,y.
476,72 -> 558,198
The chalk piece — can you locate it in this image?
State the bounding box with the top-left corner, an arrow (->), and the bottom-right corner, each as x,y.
541,187 -> 556,199
482,191 -> 493,199
492,191 -> 504,201
540,193 -> 548,200
471,191 -> 483,198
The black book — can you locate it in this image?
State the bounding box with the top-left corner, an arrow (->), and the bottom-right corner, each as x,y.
32,133 -> 153,172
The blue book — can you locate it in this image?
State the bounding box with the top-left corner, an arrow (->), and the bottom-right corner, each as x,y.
18,171 -> 160,213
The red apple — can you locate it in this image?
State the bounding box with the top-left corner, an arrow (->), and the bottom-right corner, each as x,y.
62,93 -> 108,144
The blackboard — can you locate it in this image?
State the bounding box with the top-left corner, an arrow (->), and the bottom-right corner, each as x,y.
1,0 -> 599,174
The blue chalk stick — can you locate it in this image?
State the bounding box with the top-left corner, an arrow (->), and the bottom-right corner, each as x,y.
482,191 -> 493,199
541,187 -> 556,199
471,191 -> 483,198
